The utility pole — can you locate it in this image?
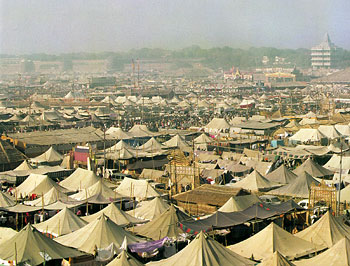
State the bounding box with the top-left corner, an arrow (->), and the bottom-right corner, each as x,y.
137,59 -> 140,88
103,124 -> 106,178
132,59 -> 136,89
338,143 -> 343,215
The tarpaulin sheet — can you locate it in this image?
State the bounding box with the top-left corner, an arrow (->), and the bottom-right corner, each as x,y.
128,237 -> 169,253
180,200 -> 304,232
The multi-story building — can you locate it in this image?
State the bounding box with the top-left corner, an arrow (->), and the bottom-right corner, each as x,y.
311,33 -> 338,69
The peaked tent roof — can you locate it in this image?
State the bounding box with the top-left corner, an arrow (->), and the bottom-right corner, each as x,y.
229,170 -> 281,192
285,120 -> 301,129
205,117 -> 231,130
7,114 -> 23,122
107,140 -> 134,152
0,224 -> 84,266
266,164 -> 298,184
14,160 -> 33,171
106,250 -> 144,266
289,128 -> 325,142
60,168 -> 101,191
138,137 -> 165,152
0,190 -> 16,208
259,251 -> 295,266
21,115 -> 37,123
34,207 -> 87,237
115,177 -> 160,200
30,146 -> 63,163
0,227 -> 17,244
133,205 -> 191,240
218,194 -> 261,212
15,173 -> 70,197
162,134 -> 191,152
293,158 -> 334,177
106,147 -> 135,160
317,125 -> 342,139
128,124 -> 153,138
24,186 -> 73,206
126,197 -> 170,221
296,211 -> 350,248
82,202 -> 145,226
64,91 -> 74,99
148,231 -> 254,266
55,214 -> 143,254
269,171 -> 320,198
194,133 -> 214,144
335,124 -> 350,136
295,237 -> 350,266
228,222 -> 323,261
169,96 -> 180,104
70,180 -> 124,204
106,127 -> 132,140
271,109 -> 282,119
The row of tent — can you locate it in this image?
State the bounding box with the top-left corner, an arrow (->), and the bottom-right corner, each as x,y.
226,158 -> 333,198
2,193 -> 350,265
0,168 -> 162,213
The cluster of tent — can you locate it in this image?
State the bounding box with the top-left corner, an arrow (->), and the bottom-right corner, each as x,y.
0,167 -> 163,217
105,130 -> 213,161
0,193 -> 174,265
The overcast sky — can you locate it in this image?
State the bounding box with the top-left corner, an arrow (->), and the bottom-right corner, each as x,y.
1,0 -> 349,54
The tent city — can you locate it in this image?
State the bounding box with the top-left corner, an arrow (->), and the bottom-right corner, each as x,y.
0,1 -> 350,265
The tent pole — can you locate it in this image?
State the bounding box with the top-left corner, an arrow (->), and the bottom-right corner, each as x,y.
338,143 -> 343,215
15,242 -> 18,266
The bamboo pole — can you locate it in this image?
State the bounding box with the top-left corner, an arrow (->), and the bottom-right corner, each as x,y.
85,189 -> 88,215
15,242 -> 18,266
58,218 -> 60,237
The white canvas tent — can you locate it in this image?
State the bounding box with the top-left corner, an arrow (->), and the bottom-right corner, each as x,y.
148,231 -> 254,266
295,211 -> 350,248
228,222 -> 323,260
126,197 -> 170,220
15,173 -> 70,197
259,251 -> 295,266
318,125 -> 342,139
218,194 -> 261,212
289,128 -> 326,143
163,134 -> 191,152
30,147 -> 63,164
295,237 -> 350,266
59,168 -> 101,191
269,171 -> 320,198
115,177 -> 160,200
34,207 -> 87,237
81,202 -> 145,226
204,118 -> 231,134
55,214 -> 143,254
228,170 -> 280,192
0,224 -> 84,266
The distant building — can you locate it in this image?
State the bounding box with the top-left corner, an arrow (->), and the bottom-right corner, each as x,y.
88,77 -> 116,88
20,59 -> 35,73
265,72 -> 296,83
262,56 -> 269,65
224,67 -> 253,82
311,33 -> 339,69
273,56 -> 289,65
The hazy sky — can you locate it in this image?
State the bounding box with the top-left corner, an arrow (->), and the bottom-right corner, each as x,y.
1,0 -> 349,54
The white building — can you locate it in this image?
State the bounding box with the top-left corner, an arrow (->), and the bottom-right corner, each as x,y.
311,33 -> 338,69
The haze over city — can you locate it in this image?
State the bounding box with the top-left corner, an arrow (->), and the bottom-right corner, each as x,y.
1,0 -> 350,54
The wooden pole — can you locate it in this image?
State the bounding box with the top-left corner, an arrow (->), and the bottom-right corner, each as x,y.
85,189 -> 88,215
15,242 -> 18,266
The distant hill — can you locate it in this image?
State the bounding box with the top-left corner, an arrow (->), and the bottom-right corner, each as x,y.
2,46 -> 350,71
